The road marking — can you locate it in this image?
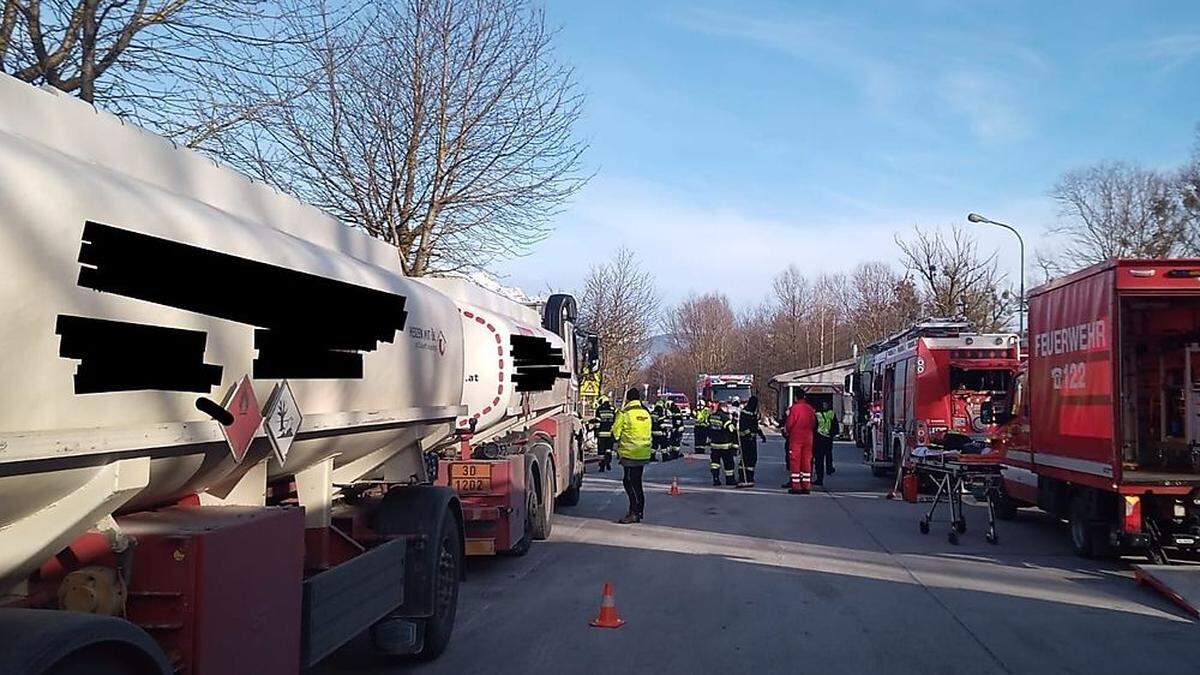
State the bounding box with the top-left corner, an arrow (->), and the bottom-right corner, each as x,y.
824,482 -> 1015,674
455,471 -> 625,635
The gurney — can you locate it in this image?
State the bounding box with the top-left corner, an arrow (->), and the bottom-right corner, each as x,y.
910,445 -> 1003,545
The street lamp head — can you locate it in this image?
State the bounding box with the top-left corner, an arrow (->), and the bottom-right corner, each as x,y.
967,213 -> 988,224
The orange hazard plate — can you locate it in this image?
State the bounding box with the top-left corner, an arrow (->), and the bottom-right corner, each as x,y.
465,539 -> 497,556
450,462 -> 492,493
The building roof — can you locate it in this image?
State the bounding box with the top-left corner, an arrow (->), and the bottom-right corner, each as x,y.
769,357 -> 857,387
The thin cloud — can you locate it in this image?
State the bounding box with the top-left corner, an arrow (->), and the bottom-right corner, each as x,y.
671,5 -> 1039,144
493,176 -> 897,304
1131,33 -> 1200,72
492,175 -> 1048,306
672,7 -> 902,111
938,70 -> 1032,143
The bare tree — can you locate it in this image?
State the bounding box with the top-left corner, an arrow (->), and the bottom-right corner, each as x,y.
577,248 -> 659,397
729,302 -> 781,413
1040,160 -> 1189,274
641,349 -> 693,401
840,261 -> 921,348
771,265 -> 811,367
811,272 -> 848,366
662,293 -> 738,376
896,225 -> 1013,332
0,0 -> 318,138
211,0 -> 588,276
1175,132 -> 1200,253
650,259 -> 926,409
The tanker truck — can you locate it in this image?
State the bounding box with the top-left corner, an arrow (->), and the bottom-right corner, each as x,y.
0,74 -> 591,674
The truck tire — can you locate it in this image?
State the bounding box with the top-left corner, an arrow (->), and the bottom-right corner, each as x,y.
558,470 -> 582,507
502,486 -> 536,556
994,492 -> 1019,521
532,464 -> 554,541
370,484 -> 464,661
558,434 -> 584,507
1069,492 -> 1114,559
0,609 -> 170,675
413,510 -> 463,661
541,294 -> 578,336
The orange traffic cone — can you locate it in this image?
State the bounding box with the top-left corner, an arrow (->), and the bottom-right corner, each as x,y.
589,582 -> 626,628
668,477 -> 681,496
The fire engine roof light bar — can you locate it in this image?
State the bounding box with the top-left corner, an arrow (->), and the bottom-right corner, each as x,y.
967,213 -> 1025,344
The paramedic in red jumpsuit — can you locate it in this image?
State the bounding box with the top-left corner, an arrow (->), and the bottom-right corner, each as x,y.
783,389 -> 817,494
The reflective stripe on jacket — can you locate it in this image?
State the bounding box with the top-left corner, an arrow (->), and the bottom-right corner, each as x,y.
739,410 -> 760,437
612,400 -> 653,461
707,411 -> 737,447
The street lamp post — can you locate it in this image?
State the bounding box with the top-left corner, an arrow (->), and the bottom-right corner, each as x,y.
967,213 -> 1026,345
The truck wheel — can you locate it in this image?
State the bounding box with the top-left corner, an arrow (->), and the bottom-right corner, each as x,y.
1069,492 -> 1114,558
414,510 -> 463,661
532,465 -> 554,541
0,609 -> 170,675
1069,494 -> 1095,558
503,486 -> 536,556
558,470 -> 582,507
994,493 -> 1019,521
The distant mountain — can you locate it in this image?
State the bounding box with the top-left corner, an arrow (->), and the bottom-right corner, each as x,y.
452,270 -> 541,305
646,334 -> 672,359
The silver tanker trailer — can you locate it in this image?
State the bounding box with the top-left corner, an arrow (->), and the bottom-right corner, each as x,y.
0,73 -> 590,674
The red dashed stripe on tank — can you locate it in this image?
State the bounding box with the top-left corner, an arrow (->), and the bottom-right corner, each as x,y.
458,309 -> 506,427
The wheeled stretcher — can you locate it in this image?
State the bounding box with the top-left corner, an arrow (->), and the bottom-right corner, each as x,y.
911,448 -> 1003,545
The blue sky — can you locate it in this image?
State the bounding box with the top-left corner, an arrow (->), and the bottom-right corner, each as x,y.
492,1 -> 1200,305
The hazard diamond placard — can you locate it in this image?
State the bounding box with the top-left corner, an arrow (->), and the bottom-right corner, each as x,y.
220,375 -> 262,463
263,380 -> 302,466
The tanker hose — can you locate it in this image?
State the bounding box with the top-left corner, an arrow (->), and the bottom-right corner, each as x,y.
475,442 -> 505,460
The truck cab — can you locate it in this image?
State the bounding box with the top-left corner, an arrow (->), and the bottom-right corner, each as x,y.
869,320 -> 1020,475
697,374 -> 754,407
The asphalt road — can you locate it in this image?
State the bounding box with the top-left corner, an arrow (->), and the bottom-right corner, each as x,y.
320,437 -> 1200,674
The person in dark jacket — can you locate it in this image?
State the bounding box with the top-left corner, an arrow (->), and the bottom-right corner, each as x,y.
737,395 -> 767,487
668,400 -> 684,457
592,395 -> 616,472
650,399 -> 668,462
693,400 -> 710,454
707,402 -> 738,486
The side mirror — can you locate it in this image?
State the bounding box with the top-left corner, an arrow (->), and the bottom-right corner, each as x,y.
586,334 -> 600,370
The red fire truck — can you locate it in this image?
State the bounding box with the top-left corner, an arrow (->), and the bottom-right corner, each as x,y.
991,259 -> 1200,562
868,320 -> 1021,477
695,374 -> 754,406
